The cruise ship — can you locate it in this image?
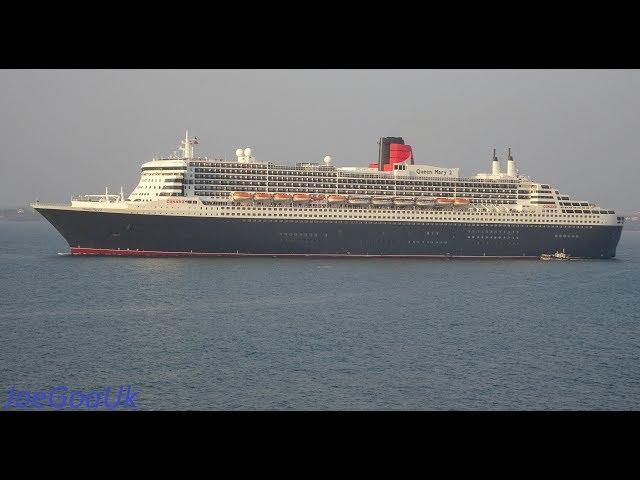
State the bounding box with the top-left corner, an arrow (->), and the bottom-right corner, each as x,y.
32,132 -> 624,258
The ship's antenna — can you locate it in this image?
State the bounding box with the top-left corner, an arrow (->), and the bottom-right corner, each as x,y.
180,130 -> 193,160
179,130 -> 199,160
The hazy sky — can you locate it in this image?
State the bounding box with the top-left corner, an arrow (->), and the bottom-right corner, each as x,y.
0,70 -> 638,211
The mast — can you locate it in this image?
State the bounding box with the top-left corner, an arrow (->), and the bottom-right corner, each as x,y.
181,130 -> 192,160
180,130 -> 198,160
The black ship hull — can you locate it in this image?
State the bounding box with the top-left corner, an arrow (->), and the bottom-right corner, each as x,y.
36,208 -> 623,259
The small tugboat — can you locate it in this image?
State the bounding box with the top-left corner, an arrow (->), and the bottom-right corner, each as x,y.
553,249 -> 571,260
540,249 -> 571,261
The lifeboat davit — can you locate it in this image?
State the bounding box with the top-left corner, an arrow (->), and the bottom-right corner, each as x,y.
273,193 -> 292,202
327,194 -> 347,204
231,191 -> 253,202
310,194 -> 326,202
348,195 -> 371,205
293,193 -> 311,203
253,192 -> 273,201
454,198 -> 470,207
435,197 -> 454,206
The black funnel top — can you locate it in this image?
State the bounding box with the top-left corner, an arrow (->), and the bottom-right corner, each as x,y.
378,137 -> 404,170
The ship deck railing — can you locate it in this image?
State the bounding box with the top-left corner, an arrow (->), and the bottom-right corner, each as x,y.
71,194 -> 122,203
204,199 -> 523,213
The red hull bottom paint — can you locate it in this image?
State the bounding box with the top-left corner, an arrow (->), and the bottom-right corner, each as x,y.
70,247 -> 538,259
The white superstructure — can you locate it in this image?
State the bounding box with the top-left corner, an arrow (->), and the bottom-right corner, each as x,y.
36,132 -> 623,229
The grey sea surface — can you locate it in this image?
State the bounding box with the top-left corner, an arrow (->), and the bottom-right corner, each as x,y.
0,221 -> 638,410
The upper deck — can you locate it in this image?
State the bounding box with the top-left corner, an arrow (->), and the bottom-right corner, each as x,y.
45,131 -> 616,219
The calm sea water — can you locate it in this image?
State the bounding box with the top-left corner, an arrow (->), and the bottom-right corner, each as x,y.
0,220 -> 638,410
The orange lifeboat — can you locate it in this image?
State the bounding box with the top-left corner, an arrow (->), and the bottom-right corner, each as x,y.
273,193 -> 292,202
327,194 -> 347,204
311,194 -> 326,201
454,198 -> 470,206
232,191 -> 253,202
293,193 -> 311,203
254,192 -> 273,201
435,197 -> 454,205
